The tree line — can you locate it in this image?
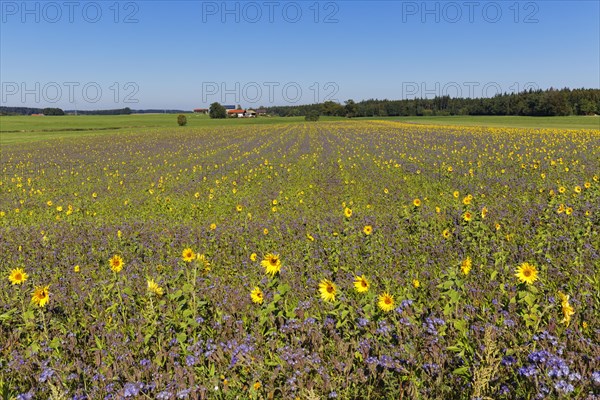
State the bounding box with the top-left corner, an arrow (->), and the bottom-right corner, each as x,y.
0,107 -> 191,116
265,88 -> 600,118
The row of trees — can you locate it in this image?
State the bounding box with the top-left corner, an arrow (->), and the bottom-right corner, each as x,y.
265,88 -> 600,118
0,107 -> 191,116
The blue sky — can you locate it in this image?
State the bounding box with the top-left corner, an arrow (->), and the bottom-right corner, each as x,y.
1,0 -> 599,109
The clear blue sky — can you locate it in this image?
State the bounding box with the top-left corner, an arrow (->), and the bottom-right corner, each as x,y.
1,0 -> 598,109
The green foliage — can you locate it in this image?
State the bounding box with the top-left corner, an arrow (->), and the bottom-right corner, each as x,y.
209,102 -> 227,119
177,114 -> 187,126
42,107 -> 65,116
305,111 -> 320,121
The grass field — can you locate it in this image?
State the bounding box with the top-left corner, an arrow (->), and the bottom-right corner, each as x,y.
1,114 -> 598,145
1,120 -> 599,399
0,114 -> 337,145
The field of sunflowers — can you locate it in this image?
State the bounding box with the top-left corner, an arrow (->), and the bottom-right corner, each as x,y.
1,120 -> 599,399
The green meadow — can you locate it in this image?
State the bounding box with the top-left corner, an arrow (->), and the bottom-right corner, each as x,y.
1,114 -> 598,145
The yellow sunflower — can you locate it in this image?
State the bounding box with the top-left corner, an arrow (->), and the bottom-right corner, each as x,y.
250,287 -> 264,304
319,279 -> 337,302
344,207 -> 352,218
250,253 -> 258,262
463,211 -> 473,222
182,248 -> 195,262
261,253 -> 281,277
461,257 -> 472,275
413,198 -> 421,207
353,275 -> 369,293
109,255 -> 124,273
514,262 -> 538,285
363,225 -> 373,235
8,268 -> 28,285
378,292 -> 394,312
558,291 -> 574,327
31,285 -> 50,307
147,279 -> 164,296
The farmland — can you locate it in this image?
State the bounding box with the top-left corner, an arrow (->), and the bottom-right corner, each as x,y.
1,120 -> 599,399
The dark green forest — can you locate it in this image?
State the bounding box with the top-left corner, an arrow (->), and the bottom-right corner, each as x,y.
265,88 -> 600,118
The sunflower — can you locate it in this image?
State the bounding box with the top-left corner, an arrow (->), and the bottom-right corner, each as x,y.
442,228 -> 451,239
461,257 -> 472,275
261,253 -> 281,277
565,207 -> 573,215
8,268 -> 28,285
378,292 -> 394,312
514,262 -> 538,285
306,233 -> 315,241
250,287 -> 264,304
481,207 -> 488,219
412,279 -> 420,288
73,265 -> 80,273
210,223 -> 217,230
462,196 -> 471,205
319,279 -> 337,302
250,253 -> 257,262
363,225 -> 373,235
109,255 -> 124,273
558,292 -> 574,327
147,279 -> 164,296
413,198 -> 421,207
463,211 -> 473,222
353,275 -> 369,293
344,207 -> 352,218
197,254 -> 211,273
31,285 -> 50,307
236,204 -> 243,212
182,248 -> 195,262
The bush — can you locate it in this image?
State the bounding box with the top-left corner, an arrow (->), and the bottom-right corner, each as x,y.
177,114 -> 187,126
305,111 -> 320,121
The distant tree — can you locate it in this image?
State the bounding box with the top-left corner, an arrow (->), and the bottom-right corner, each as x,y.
177,114 -> 187,126
42,107 -> 65,116
344,99 -> 357,117
209,102 -> 227,119
578,99 -> 596,115
305,111 -> 320,121
322,101 -> 345,116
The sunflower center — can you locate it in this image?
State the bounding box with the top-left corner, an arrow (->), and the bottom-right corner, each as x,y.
327,286 -> 334,293
361,281 -> 368,288
523,269 -> 531,277
385,298 -> 392,304
15,273 -> 22,280
270,258 -> 277,265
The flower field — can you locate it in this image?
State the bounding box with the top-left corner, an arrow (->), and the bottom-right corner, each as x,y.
1,120 -> 599,399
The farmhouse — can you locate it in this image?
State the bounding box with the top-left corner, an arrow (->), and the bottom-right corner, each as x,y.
193,108 -> 209,114
226,109 -> 256,118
